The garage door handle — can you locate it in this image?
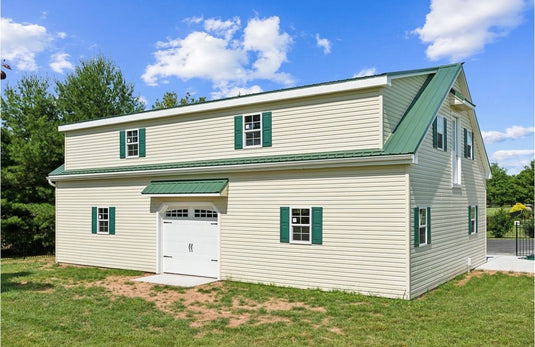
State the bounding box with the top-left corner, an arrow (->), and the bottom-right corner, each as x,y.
211,259 -> 218,262
163,221 -> 172,224
163,255 -> 172,258
189,243 -> 193,252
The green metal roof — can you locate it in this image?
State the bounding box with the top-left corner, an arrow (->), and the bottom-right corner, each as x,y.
49,63 -> 470,179
141,179 -> 228,195
49,148 -> 386,177
384,64 -> 462,154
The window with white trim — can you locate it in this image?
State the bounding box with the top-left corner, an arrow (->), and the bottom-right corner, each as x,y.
469,205 -> 478,234
98,207 -> 109,234
418,208 -> 428,246
126,129 -> 139,157
437,116 -> 445,150
466,130 -> 473,159
291,208 -> 311,243
244,113 -> 262,147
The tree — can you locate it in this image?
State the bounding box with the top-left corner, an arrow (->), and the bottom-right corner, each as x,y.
1,75 -> 62,254
152,91 -> 206,110
486,163 -> 514,207
512,160 -> 534,205
56,55 -> 144,123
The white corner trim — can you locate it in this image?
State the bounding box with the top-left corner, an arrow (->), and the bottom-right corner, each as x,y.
58,76 -> 389,132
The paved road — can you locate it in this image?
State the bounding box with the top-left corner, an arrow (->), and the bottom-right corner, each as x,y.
487,239 -> 516,255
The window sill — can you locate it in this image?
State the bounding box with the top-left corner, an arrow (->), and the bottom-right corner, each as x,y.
452,184 -> 463,190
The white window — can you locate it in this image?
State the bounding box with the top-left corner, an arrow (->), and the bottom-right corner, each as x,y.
437,116 -> 445,150
470,206 -> 477,234
452,116 -> 461,185
165,209 -> 188,218
98,207 -> 109,234
419,207 -> 428,246
244,113 -> 262,147
467,130 -> 474,159
291,208 -> 311,244
126,129 -> 139,157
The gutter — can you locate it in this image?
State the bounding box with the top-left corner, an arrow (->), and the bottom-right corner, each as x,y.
47,154 -> 415,182
47,177 -> 56,188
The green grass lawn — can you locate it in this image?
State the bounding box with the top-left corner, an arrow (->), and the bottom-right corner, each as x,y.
2,256 -> 534,346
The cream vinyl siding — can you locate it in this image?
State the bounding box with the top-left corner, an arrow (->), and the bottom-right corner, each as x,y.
409,99 -> 486,298
382,75 -> 428,143
64,89 -> 382,170
55,178 -> 156,271
220,166 -> 410,299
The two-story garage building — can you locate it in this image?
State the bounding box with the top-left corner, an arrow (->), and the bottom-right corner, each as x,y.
48,63 -> 490,299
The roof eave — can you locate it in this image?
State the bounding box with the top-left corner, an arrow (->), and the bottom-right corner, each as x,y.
48,153 -> 415,182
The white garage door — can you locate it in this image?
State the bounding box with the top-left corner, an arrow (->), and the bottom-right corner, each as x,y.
162,208 -> 219,278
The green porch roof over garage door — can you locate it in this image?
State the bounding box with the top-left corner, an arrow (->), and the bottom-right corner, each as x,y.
142,179 -> 229,196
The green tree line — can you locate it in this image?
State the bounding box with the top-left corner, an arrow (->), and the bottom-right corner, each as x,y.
487,161 -> 534,207
1,55 -> 204,256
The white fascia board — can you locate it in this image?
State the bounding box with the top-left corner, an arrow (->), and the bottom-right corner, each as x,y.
48,154 -> 414,181
58,75 -> 389,132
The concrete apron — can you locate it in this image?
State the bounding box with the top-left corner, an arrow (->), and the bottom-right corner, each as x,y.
134,274 -> 218,287
477,255 -> 534,273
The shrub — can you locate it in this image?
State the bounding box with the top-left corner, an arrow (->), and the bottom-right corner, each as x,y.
488,208 -> 513,238
524,219 -> 534,238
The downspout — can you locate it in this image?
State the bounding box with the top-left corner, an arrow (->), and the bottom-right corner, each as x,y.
47,177 -> 56,188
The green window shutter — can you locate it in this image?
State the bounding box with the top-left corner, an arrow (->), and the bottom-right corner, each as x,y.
443,118 -> 448,151
234,116 -> 243,149
262,112 -> 272,147
468,206 -> 472,234
280,207 -> 290,243
413,207 -> 419,247
432,118 -> 438,148
311,207 -> 323,245
426,207 -> 431,244
91,207 -> 97,234
109,207 -> 116,235
139,128 -> 146,157
119,130 -> 126,159
463,128 -> 468,158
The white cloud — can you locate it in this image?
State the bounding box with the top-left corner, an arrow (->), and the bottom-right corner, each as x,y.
353,67 -> 377,78
315,33 -> 331,54
142,16 -> 294,98
491,149 -> 534,161
1,17 -> 54,71
491,149 -> 534,174
57,32 -> 67,39
211,83 -> 263,99
204,17 -> 241,40
49,52 -> 74,73
482,125 -> 535,144
183,16 -> 204,25
412,0 -> 527,61
137,96 -> 148,105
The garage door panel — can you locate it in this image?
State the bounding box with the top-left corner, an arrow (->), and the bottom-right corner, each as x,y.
162,208 -> 219,278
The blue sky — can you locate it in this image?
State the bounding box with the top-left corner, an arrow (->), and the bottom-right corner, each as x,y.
2,0 -> 533,174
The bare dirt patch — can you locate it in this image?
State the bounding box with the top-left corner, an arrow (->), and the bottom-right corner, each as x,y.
456,270 -> 533,286
85,275 -> 328,329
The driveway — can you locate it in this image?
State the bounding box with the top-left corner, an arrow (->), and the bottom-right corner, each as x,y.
487,239 -> 516,255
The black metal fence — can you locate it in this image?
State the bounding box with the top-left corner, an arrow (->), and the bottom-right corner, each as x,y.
515,219 -> 534,257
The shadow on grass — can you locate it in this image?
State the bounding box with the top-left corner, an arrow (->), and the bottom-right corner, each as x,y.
1,271 -> 54,293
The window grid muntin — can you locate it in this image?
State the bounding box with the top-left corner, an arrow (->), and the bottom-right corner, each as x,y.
98,207 -> 109,234
291,208 -> 311,243
244,113 -> 262,147
165,209 -> 189,218
126,129 -> 139,157
194,209 -> 218,219
419,207 -> 427,246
